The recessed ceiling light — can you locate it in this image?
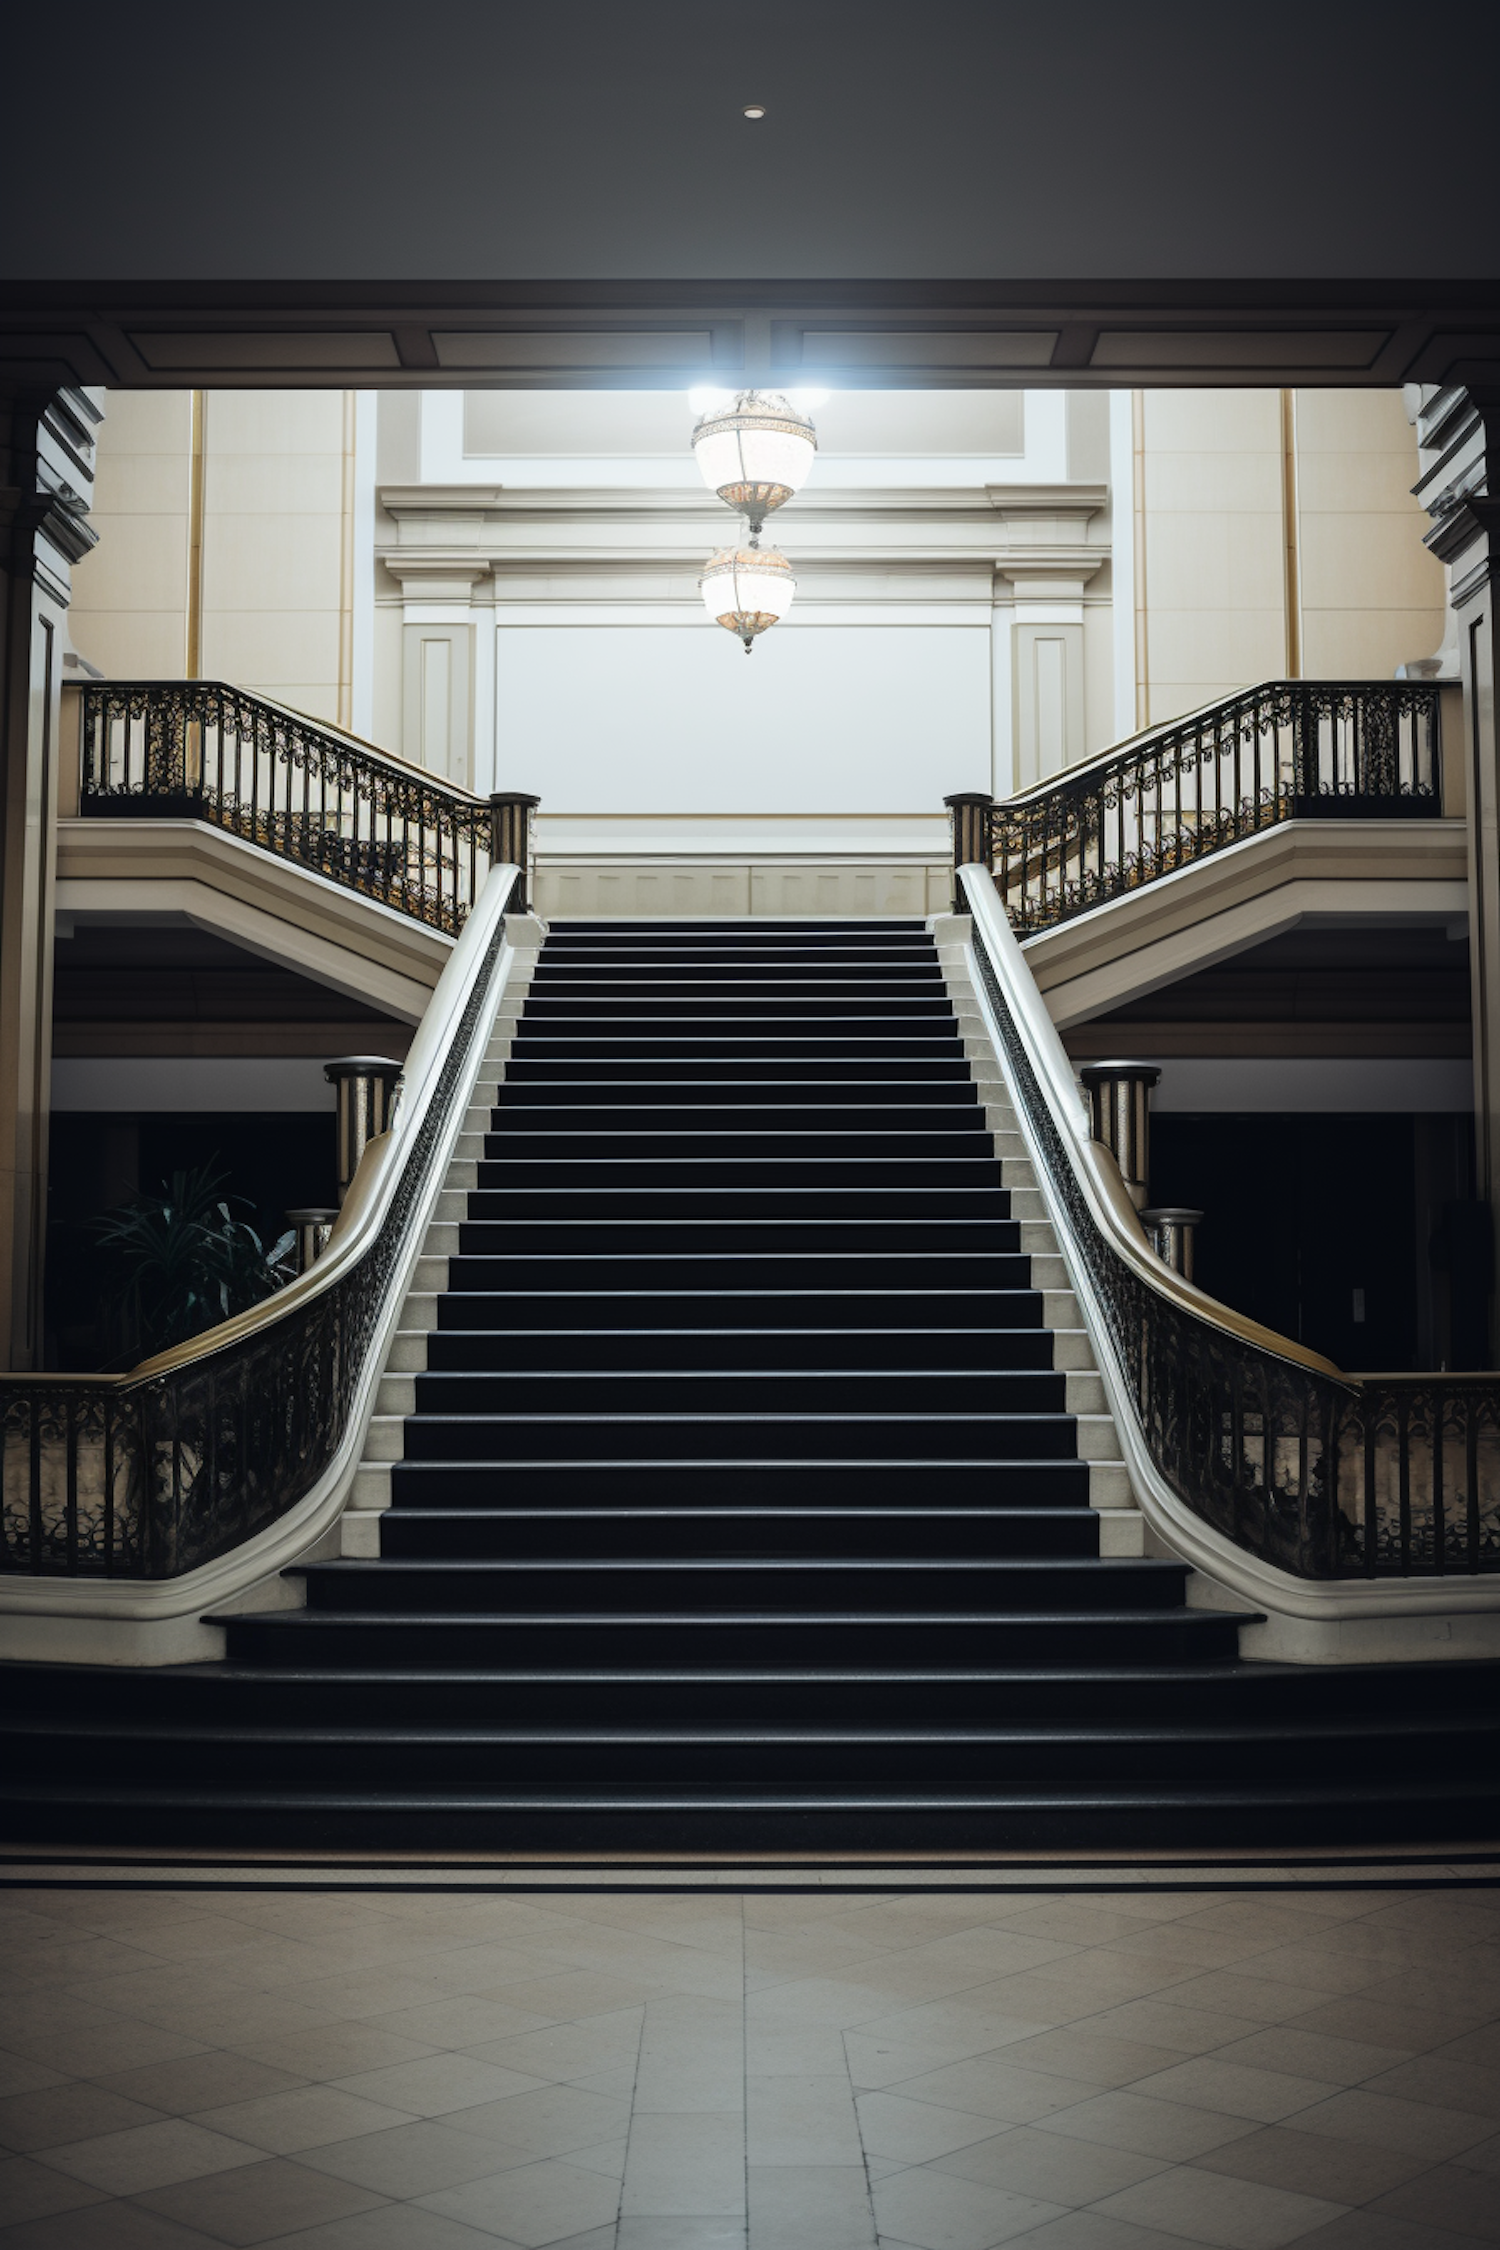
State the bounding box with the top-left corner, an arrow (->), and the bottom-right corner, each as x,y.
742,104 -> 766,119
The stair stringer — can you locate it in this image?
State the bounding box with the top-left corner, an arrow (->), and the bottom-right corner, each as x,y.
928,921 -> 1142,1559
338,941 -> 542,1556
938,896 -> 1500,1663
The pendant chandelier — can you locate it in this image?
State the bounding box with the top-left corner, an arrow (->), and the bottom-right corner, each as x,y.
692,389 -> 818,654
692,390 -> 817,536
699,544 -> 796,655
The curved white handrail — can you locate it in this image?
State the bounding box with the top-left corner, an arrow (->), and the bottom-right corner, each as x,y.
0,864 -> 524,1645
960,861 -> 1343,1381
959,860 -> 1500,1624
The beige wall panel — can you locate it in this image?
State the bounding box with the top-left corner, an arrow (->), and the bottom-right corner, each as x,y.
1290,387 -> 1440,684
1296,449 -> 1432,514
1293,389 -> 1417,451
1299,513 -> 1445,612
206,391 -> 348,452
1142,513 -> 1285,611
202,612 -> 342,685
538,867 -> 754,919
1146,682 -> 1245,724
92,450 -> 193,515
198,391 -> 348,715
246,683 -> 342,723
1134,390 -> 1291,726
94,390 -> 193,452
75,513 -> 191,613
1300,610 -> 1446,679
534,862 -> 941,919
202,514 -> 344,614
68,615 -> 190,679
1146,678 -> 1243,713
70,390 -> 193,674
1146,610 -> 1285,686
1143,389 -> 1281,452
752,865 -> 930,917
1142,451 -> 1283,513
205,454 -> 346,514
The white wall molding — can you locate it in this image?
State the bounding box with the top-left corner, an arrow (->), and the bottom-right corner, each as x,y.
376,395 -> 1116,814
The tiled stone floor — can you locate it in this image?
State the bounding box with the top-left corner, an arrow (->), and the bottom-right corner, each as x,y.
1,1880 -> 1499,2249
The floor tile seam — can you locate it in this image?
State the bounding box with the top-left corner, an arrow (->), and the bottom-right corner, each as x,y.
1007,2152 -> 1363,2240
866,2143 -> 1215,2226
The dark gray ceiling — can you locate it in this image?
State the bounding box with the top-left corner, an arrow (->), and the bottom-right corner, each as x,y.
5,0 -> 1498,392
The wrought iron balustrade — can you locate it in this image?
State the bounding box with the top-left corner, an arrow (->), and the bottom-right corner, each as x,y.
953,681 -> 1443,936
0,867 -> 521,1579
959,865 -> 1500,1580
1335,1377 -> 1500,1574
80,681 -> 494,935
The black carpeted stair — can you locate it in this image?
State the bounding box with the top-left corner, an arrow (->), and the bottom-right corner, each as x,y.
7,917 -> 1500,1851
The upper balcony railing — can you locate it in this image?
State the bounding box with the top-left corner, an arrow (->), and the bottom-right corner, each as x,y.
78,681 -> 530,935
947,680 -> 1443,936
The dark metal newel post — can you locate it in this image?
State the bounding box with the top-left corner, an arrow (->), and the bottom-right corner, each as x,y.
324,1058 -> 404,1202
943,791 -> 994,913
1079,1060 -> 1161,1212
1141,1205 -> 1203,1281
489,791 -> 541,912
285,1207 -> 339,1273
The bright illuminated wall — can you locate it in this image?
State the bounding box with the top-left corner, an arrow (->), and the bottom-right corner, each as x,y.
70,384 -> 1443,818
373,387 -> 1114,824
495,624 -> 993,814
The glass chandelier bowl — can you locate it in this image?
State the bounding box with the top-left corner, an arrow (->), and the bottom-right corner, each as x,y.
699,544 -> 796,653
692,390 -> 817,535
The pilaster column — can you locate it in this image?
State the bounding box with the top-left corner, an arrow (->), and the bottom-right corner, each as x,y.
0,387 -> 100,1369
1424,390 -> 1500,1354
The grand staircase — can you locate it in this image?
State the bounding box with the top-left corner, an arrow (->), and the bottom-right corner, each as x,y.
9,918 -> 1500,1851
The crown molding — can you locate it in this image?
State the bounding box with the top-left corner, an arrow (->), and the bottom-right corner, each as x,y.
378,480 -> 1112,524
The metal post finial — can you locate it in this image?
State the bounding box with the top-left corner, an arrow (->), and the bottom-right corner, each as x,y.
943,791 -> 994,913
323,1057 -> 404,1202
489,791 -> 541,912
1078,1060 -> 1162,1212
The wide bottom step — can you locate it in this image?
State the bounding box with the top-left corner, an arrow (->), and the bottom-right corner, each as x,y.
8,1781 -> 1498,1853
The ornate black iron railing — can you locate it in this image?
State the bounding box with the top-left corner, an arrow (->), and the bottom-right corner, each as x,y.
950,681 -> 1443,935
80,681 -> 496,935
0,869 -> 521,1579
961,870 -> 1500,1578
1334,1377 -> 1500,1575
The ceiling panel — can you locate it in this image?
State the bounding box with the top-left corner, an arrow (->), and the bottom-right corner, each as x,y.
790,330 -> 1059,370
434,330 -> 716,369
131,330 -> 403,370
1090,329 -> 1390,370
